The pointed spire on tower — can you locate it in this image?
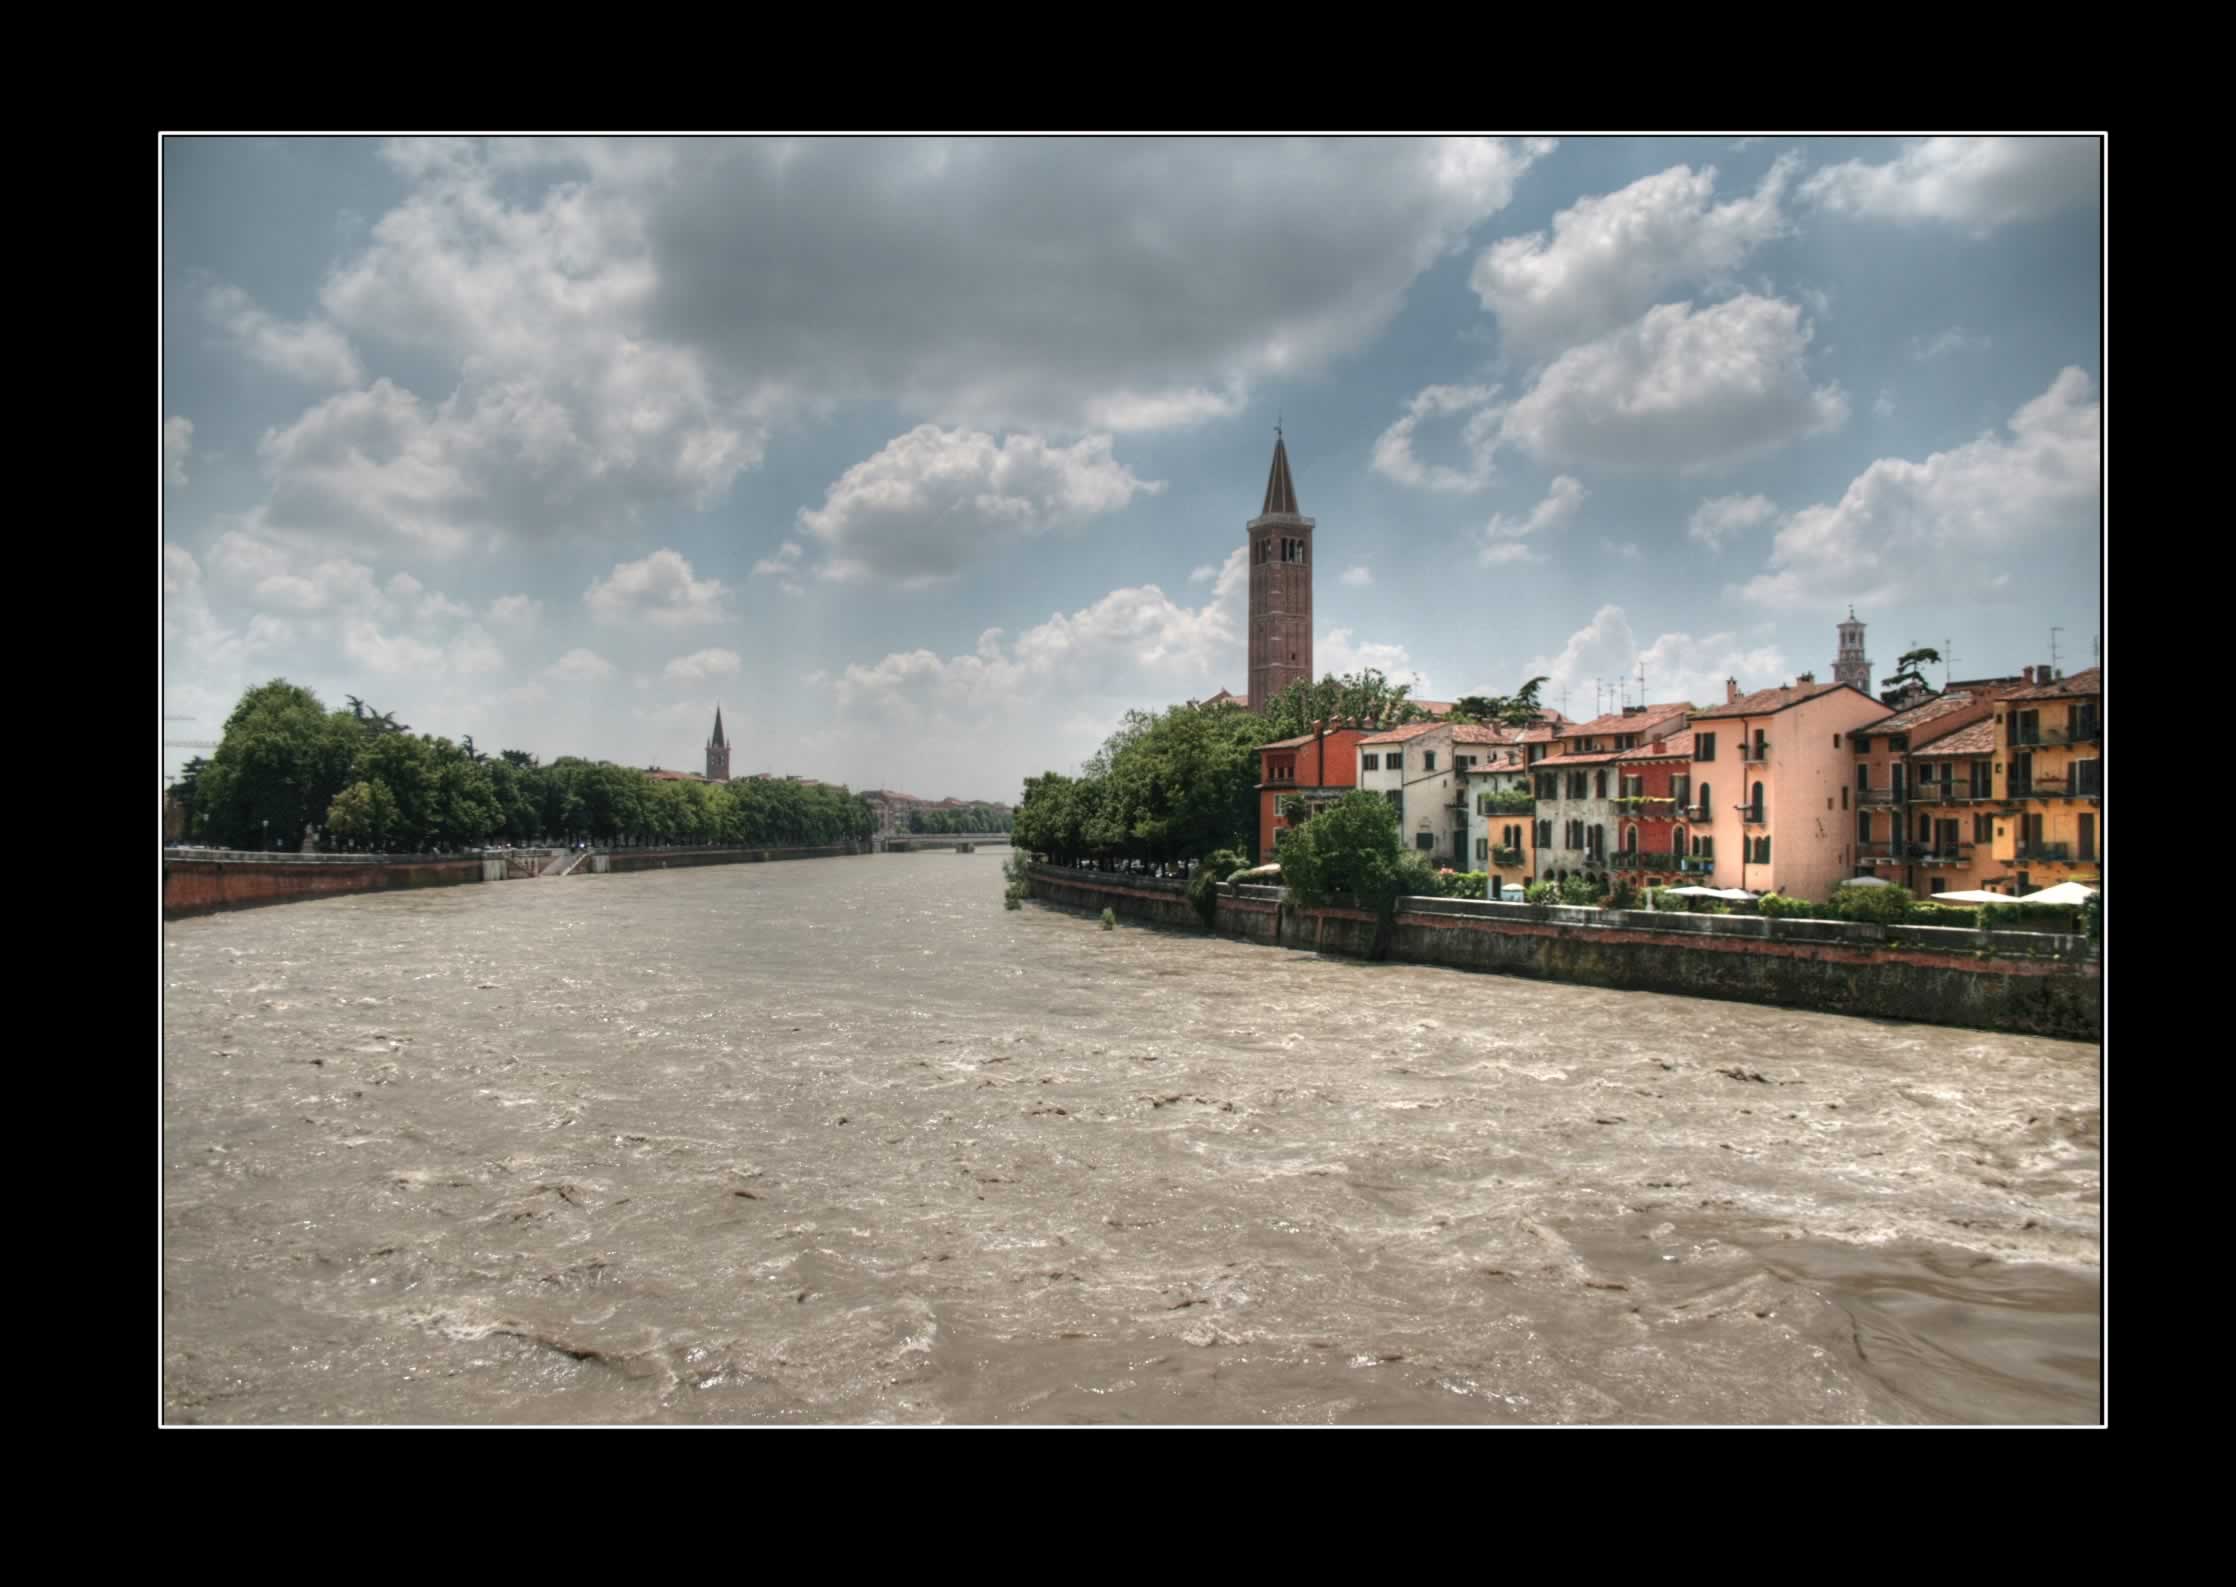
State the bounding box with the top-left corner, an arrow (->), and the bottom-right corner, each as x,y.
1262,429 -> 1300,517
711,705 -> 726,748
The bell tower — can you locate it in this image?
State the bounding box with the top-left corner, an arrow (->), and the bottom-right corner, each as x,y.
705,705 -> 731,783
1246,428 -> 1314,711
1834,607 -> 1871,695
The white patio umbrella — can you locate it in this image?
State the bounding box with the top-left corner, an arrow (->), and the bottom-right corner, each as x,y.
1839,875 -> 1896,888
2020,880 -> 2099,906
1662,886 -> 1758,900
1932,888 -> 2013,904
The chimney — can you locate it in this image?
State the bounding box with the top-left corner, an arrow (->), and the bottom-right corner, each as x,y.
2039,663 -> 2053,683
2022,666 -> 2035,685
1726,678 -> 1740,703
1796,671 -> 1815,685
1623,704 -> 1643,716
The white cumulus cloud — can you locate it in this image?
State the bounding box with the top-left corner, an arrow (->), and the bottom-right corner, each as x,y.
1480,475 -> 1585,566
1497,295 -> 1847,473
1742,367 -> 2100,610
1371,384 -> 1501,492
1801,137 -> 2098,234
205,284 -> 364,388
664,647 -> 742,682
549,647 -> 616,681
585,549 -> 731,627
1471,158 -> 1794,360
1340,565 -> 1374,587
800,426 -> 1163,586
1688,493 -> 1777,552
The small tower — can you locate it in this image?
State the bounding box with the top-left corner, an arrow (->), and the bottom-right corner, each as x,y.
1246,428 -> 1315,712
705,706 -> 731,783
1834,607 -> 1871,695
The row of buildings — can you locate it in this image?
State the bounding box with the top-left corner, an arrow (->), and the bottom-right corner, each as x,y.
1254,652 -> 2102,901
1198,432 -> 2101,902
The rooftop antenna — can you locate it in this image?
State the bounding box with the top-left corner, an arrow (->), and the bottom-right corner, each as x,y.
1943,638 -> 1953,691
1637,659 -> 1647,707
2050,626 -> 2064,676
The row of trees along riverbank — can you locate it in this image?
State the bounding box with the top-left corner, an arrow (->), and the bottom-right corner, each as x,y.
168,680 -> 875,852
1010,669 -> 1547,870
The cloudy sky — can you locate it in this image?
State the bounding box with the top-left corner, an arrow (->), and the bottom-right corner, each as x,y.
162,136 -> 2102,801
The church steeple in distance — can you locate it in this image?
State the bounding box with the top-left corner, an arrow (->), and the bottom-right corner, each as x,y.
705,705 -> 731,782
1245,425 -> 1315,712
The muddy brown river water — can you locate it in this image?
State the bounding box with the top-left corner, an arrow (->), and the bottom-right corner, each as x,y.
161,850 -> 2101,1424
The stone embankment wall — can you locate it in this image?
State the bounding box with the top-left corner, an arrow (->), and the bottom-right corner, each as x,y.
165,841 -> 872,920
163,853 -> 486,919
1023,864 -> 2099,1040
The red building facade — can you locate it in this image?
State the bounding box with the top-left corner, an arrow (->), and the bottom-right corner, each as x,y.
1612,729 -> 1696,886
1258,726 -> 1369,863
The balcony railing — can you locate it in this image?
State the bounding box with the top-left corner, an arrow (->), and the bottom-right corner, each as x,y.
1735,804 -> 1768,825
1491,846 -> 1523,866
2039,721 -> 2102,746
1611,850 -> 1682,870
1679,856 -> 1714,874
1740,740 -> 1771,762
1912,780 -> 1989,803
1856,787 -> 1902,805
2017,841 -> 2073,861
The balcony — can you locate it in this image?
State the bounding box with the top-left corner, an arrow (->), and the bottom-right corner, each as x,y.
1611,850 -> 1681,871
2039,721 -> 2102,746
1491,846 -> 1523,867
2007,777 -> 2070,801
1735,804 -> 1768,826
1739,740 -> 1772,762
1912,781 -> 1987,803
1679,856 -> 1714,874
1682,804 -> 1712,823
1856,787 -> 1902,805
2016,841 -> 2073,862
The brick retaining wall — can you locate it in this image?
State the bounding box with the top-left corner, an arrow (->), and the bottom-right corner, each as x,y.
1024,864 -> 2099,1040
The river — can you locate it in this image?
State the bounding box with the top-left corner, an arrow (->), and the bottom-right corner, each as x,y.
161,850 -> 2101,1423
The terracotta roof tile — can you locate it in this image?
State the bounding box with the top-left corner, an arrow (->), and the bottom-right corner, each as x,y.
1563,702 -> 1693,740
1863,690 -> 1990,734
1616,730 -> 1694,761
1910,719 -> 1997,757
1532,748 -> 1622,767
1688,680 -> 1859,721
1998,665 -> 2101,702
1358,721 -> 1452,746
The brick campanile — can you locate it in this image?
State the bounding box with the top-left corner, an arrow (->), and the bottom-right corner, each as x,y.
1246,430 -> 1314,712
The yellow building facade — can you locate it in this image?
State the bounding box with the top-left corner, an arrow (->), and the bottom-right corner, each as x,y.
1989,666 -> 2103,891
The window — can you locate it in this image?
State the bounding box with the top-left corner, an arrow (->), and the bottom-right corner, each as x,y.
1854,737 -> 1870,755
1456,755 -> 1474,771
1362,753 -> 1379,772
1841,786 -> 1849,811
1423,752 -> 1437,772
1536,818 -> 1552,848
1697,782 -> 1711,816
1594,770 -> 1608,799
1386,790 -> 1403,811
1672,775 -> 1690,807
1476,838 -> 1489,862
1857,764 -> 1869,791
1931,877 -> 1947,895
1697,733 -> 1716,760
1858,812 -> 1872,845
2013,709 -> 2041,746
1833,734 -> 1842,748
1693,834 -> 1714,860
2074,759 -> 2102,796
1974,813 -> 1993,843
1415,832 -> 1435,851
1750,782 -> 1765,821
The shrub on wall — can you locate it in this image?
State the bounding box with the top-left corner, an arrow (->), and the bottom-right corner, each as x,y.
1831,881 -> 1913,924
1559,874 -> 1606,906
1434,870 -> 1489,900
1607,877 -> 1640,911
1758,892 -> 1822,920
1904,902 -> 1980,928
1525,881 -> 1557,904
1186,846 -> 1252,928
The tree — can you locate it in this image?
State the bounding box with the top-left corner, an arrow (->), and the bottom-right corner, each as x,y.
193,680 -> 366,849
1275,788 -> 1438,960
1451,677 -> 1550,728
1881,647 -> 1942,702
325,779 -> 403,849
